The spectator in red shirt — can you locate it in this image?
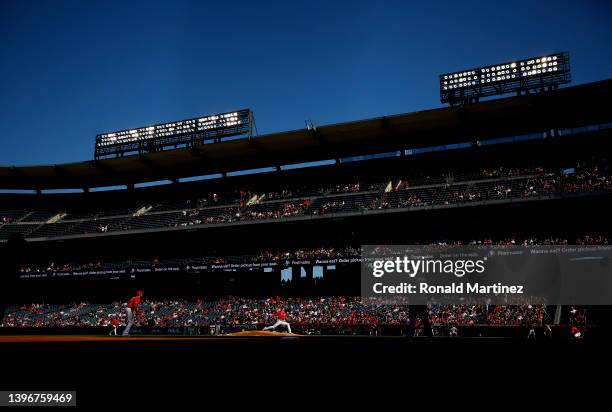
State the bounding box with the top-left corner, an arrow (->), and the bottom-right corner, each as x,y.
122,290 -> 144,336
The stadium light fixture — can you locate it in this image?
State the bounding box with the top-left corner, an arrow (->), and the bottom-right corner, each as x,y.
439,52 -> 570,105
94,109 -> 253,159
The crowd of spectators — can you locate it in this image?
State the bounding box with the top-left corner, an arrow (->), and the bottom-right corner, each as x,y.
256,246 -> 361,262
562,163 -> 612,193
398,194 -> 423,208
307,164 -> 601,217
264,189 -> 299,200
3,161 -> 611,235
485,304 -> 547,326
313,200 -> 347,214
428,305 -> 488,325
237,201 -> 310,221
1,297 -> 552,330
481,166 -> 548,179
17,234 -> 609,275
329,182 -> 363,193
172,200 -> 311,228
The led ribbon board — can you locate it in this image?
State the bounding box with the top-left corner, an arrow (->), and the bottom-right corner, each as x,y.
95,109 -> 251,159
439,52 -> 570,104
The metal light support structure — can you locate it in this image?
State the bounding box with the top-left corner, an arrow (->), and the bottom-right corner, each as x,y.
440,52 -> 571,105
95,109 -> 253,159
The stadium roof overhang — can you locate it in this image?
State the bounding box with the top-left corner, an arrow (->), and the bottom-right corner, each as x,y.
1,79 -> 611,190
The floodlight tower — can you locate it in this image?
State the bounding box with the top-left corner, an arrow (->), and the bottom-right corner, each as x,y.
439,52 -> 571,106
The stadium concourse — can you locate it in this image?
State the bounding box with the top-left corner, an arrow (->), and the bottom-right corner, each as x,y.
1,80 -> 611,345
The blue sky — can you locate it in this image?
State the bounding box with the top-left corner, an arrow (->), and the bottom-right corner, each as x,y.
1,0 -> 611,166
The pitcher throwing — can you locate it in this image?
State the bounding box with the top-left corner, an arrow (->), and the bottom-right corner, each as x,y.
263,307 -> 292,334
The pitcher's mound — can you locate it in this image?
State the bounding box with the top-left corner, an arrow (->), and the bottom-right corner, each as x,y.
228,330 -> 299,337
